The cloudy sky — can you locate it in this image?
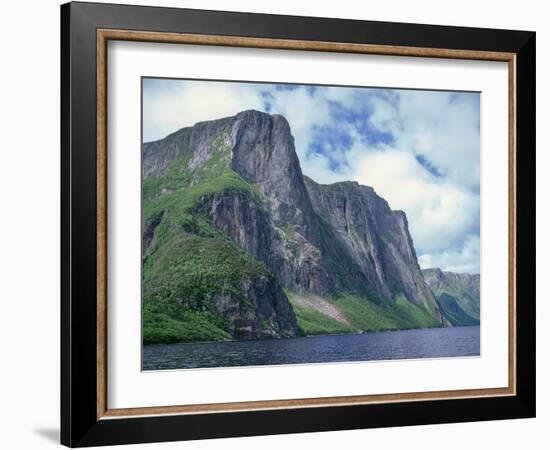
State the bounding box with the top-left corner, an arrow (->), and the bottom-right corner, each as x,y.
143,78 -> 480,274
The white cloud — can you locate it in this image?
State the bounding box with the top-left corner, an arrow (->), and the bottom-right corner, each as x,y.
260,86 -> 336,181
371,90 -> 481,192
298,152 -> 349,185
418,235 -> 480,273
142,79 -> 480,273
351,149 -> 479,257
366,93 -> 401,133
143,80 -> 264,142
348,90 -> 480,273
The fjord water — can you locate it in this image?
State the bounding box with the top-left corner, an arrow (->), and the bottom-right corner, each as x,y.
143,325 -> 480,370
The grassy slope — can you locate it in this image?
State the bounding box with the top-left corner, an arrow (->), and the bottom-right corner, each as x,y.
290,301 -> 351,335
447,291 -> 480,322
437,292 -> 479,326
143,230 -> 271,344
288,292 -> 439,336
142,131 -> 271,344
144,159 -> 443,342
143,127 -> 444,344
429,284 -> 479,326
424,269 -> 480,326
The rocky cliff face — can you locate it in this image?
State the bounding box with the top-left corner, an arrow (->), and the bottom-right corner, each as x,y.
304,177 -> 444,319
142,110 -> 450,344
423,268 -> 480,326
210,273 -> 299,340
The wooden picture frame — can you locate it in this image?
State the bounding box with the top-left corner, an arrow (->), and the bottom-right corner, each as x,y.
61,1 -> 535,447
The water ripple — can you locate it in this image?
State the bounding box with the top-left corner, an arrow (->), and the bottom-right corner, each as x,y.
143,326 -> 480,370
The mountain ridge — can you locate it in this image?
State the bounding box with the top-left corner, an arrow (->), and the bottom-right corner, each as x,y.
142,110 -> 454,344
422,268 -> 480,326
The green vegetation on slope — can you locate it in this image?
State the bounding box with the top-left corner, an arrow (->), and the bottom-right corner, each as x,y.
422,268 -> 480,326
142,126 -> 444,345
289,300 -> 351,335
143,169 -> 261,246
143,307 -> 231,344
443,290 -> 479,322
316,215 -> 383,303
437,292 -> 479,326
288,292 -> 440,336
432,287 -> 478,326
143,229 -> 272,344
142,132 -> 271,344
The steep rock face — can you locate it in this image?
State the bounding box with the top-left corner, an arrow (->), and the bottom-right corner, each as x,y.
142,222 -> 300,343
423,268 -> 480,325
211,274 -> 299,340
196,191 -> 289,281
304,178 -> 445,320
227,112 -> 373,296
231,112 -> 314,228
197,189 -> 352,297
156,110 -> 364,297
142,114 -> 303,342
143,116 -> 234,178
142,110 -> 450,343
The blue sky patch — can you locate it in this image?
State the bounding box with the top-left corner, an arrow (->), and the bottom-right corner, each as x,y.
142,78 -> 481,273
415,154 -> 443,178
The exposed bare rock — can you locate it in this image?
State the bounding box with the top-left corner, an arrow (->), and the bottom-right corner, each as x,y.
142,109 -> 451,343
423,268 -> 480,325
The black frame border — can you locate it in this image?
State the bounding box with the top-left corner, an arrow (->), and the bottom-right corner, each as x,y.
61,2 -> 535,447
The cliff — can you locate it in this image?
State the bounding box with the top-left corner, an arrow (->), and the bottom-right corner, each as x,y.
422,268 -> 480,326
142,110 -> 450,344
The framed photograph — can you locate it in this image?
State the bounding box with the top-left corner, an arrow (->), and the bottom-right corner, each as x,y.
61,1 -> 536,447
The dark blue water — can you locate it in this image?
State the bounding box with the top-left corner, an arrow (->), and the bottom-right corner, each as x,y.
142,325 -> 480,370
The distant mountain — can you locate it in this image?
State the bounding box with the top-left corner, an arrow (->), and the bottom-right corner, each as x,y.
142,110 -> 450,344
422,268 -> 480,326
